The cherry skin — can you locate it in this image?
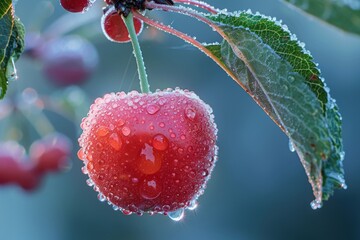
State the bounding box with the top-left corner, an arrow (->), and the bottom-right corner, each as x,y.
102,6 -> 144,43
60,0 -> 91,13
78,88 -> 218,215
30,133 -> 72,173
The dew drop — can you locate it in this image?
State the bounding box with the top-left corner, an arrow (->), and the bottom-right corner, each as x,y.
152,134 -> 169,151
96,126 -> 109,137
98,193 -> 106,202
187,200 -> 198,211
87,162 -> 94,171
288,75 -> 295,83
122,126 -> 131,136
121,209 -> 133,215
168,208 -> 185,221
109,133 -> 122,151
159,122 -> 165,128
146,104 -> 160,115
201,170 -> 209,177
341,183 -> 348,190
81,166 -> 88,174
170,133 -> 176,138
185,107 -> 196,120
310,199 -> 323,210
288,140 -> 295,152
140,179 -> 162,200
77,148 -> 86,161
138,143 -> 162,174
180,134 -> 186,140
86,178 -> 94,187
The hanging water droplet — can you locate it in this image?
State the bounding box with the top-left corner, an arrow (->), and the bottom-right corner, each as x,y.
77,148 -> 86,160
187,199 -> 198,210
288,140 -> 295,152
98,193 -> 106,202
168,208 -> 185,221
81,166 -> 88,174
146,104 -> 160,115
341,183 -> 348,190
121,209 -> 133,215
86,178 -> 94,187
310,199 -> 323,210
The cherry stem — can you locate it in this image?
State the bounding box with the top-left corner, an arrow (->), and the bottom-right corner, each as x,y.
18,103 -> 55,138
122,12 -> 150,93
173,0 -> 218,14
133,12 -> 235,82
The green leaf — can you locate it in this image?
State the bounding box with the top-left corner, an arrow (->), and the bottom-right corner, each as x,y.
283,0 -> 360,35
0,1 -> 25,99
205,11 -> 345,207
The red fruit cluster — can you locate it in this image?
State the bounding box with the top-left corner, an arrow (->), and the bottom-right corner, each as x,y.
0,133 -> 72,191
78,88 -> 218,217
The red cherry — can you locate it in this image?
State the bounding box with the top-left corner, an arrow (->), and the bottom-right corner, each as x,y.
104,0 -> 112,4
42,35 -> 99,86
30,133 -> 72,173
78,88 -> 218,218
0,141 -> 41,191
101,6 -> 144,43
60,0 -> 91,13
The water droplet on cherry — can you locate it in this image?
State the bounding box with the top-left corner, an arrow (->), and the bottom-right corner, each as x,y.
168,208 -> 185,221
185,107 -> 196,120
152,134 -> 169,151
146,104 -> 160,115
109,133 -> 122,151
140,179 -> 162,200
122,126 -> 131,136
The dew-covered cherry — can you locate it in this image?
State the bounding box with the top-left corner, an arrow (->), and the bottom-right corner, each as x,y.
30,133 -> 72,173
101,6 -> 144,43
42,35 -> 98,86
60,0 -> 92,13
0,141 -> 41,191
78,88 -> 218,219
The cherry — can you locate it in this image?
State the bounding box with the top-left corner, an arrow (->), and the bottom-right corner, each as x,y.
101,6 -> 144,43
60,0 -> 91,13
0,141 -> 41,191
30,133 -> 72,173
42,35 -> 99,86
78,88 -> 218,217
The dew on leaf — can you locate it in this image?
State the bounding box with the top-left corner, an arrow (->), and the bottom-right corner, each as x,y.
310,199 -> 323,210
288,140 -> 296,152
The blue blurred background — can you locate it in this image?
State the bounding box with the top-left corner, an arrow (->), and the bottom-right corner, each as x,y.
1,0 -> 359,239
